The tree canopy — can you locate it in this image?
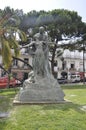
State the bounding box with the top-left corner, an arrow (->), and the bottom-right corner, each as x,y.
0,7 -> 27,70
0,7 -> 86,75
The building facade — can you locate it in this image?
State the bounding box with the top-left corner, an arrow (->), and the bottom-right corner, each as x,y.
0,48 -> 86,81
54,49 -> 86,79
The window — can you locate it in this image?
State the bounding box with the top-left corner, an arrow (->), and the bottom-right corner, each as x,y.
54,60 -> 57,67
13,59 -> 18,66
62,61 -> 66,70
24,58 -> 29,67
70,63 -> 75,69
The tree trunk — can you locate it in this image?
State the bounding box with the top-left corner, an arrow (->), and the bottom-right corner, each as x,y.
51,44 -> 57,76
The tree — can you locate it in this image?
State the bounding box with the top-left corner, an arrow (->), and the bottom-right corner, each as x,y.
46,10 -> 86,75
0,7 -> 27,87
9,8 -> 86,76
0,7 -> 27,70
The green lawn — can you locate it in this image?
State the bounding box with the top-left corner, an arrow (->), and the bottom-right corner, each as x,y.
0,85 -> 86,130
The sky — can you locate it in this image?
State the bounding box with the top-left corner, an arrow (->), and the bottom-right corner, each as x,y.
0,0 -> 86,22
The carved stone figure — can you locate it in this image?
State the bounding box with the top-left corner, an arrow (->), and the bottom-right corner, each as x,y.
14,27 -> 65,104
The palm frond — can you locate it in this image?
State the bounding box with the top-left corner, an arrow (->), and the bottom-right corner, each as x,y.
1,38 -> 12,69
18,30 -> 27,42
8,38 -> 20,57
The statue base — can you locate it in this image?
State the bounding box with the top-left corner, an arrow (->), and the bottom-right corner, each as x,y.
13,76 -> 65,104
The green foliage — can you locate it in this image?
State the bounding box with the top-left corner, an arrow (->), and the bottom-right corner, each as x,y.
1,38 -> 12,69
17,8 -> 86,52
0,7 -> 86,73
18,30 -> 27,42
8,38 -> 20,57
36,14 -> 54,26
0,8 -> 27,70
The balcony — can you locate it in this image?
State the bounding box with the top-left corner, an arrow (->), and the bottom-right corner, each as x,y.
11,65 -> 31,73
69,68 -> 76,72
58,67 -> 68,71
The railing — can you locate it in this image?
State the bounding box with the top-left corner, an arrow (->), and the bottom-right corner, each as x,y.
12,65 -> 29,69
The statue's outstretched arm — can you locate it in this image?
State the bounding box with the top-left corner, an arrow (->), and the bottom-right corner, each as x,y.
20,41 -> 35,49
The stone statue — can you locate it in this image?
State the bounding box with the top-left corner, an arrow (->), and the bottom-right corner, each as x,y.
32,27 -> 50,77
14,26 -> 65,104
22,26 -> 51,81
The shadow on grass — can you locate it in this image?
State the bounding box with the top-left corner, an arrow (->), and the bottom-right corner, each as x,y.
0,118 -> 7,130
0,101 -> 86,130
0,87 -> 86,130
0,88 -> 18,112
42,102 -> 86,114
61,84 -> 86,89
0,90 -> 16,130
0,95 -> 11,130
0,96 -> 10,112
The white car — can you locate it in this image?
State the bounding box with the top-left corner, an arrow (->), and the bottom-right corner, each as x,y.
71,74 -> 80,83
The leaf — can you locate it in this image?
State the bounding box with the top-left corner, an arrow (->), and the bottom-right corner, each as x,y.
8,38 -> 20,57
1,38 -> 12,69
18,30 -> 27,41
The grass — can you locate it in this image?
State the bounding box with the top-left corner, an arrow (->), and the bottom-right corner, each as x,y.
0,88 -> 18,112
0,85 -> 86,130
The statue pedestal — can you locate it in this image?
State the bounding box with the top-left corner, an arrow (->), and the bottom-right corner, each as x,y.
13,76 -> 65,104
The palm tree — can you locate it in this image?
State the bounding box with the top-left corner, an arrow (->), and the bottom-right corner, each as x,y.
0,13 -> 27,87
0,13 -> 27,69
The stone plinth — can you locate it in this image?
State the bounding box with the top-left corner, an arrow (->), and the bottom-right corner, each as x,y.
13,76 -> 65,104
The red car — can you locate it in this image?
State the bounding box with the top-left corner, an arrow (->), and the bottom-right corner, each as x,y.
0,76 -> 19,89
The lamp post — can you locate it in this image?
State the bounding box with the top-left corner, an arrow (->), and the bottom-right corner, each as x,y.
82,34 -> 86,84
83,44 -> 85,84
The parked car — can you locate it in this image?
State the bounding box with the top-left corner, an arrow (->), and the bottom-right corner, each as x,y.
57,78 -> 68,84
0,76 -> 21,89
70,74 -> 80,83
